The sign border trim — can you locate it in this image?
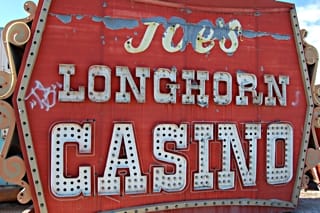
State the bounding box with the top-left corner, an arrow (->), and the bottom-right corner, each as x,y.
16,0 -> 52,212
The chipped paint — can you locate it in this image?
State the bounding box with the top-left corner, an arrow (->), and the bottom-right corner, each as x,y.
75,15 -> 84,20
243,30 -> 290,40
51,13 -> 290,42
180,8 -> 192,14
54,14 -> 72,24
92,16 -> 138,30
50,12 -> 290,54
142,16 -> 241,52
101,35 -> 106,45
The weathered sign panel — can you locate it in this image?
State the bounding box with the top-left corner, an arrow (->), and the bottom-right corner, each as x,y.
14,0 -> 313,212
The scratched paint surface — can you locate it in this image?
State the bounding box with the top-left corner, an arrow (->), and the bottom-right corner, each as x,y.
14,0 -> 308,212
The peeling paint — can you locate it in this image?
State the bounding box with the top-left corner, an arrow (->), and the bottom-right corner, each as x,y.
92,16 -> 103,23
271,34 -> 291,40
243,30 -> 290,40
51,13 -> 291,42
92,16 -> 138,30
50,12 -> 290,54
141,16 -> 167,25
141,16 -> 242,52
55,14 -> 72,24
75,15 -> 84,20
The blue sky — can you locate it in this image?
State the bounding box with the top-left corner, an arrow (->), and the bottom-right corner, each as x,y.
0,0 -> 39,27
280,0 -> 318,6
281,0 -> 320,76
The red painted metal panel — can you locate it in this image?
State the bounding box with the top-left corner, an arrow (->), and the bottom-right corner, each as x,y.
13,0 -> 311,212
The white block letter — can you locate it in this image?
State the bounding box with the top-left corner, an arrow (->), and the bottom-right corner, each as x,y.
266,123 -> 293,184
51,123 -> 92,197
153,124 -> 187,192
98,123 -> 147,195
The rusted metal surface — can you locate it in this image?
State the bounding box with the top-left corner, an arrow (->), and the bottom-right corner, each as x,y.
11,0 -> 314,212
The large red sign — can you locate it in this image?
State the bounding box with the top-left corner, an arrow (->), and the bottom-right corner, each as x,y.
14,0 -> 313,212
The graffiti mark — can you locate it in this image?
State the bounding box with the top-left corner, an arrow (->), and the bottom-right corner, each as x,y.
25,81 -> 62,111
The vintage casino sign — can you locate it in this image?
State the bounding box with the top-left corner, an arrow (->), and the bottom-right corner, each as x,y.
14,0 -> 313,212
